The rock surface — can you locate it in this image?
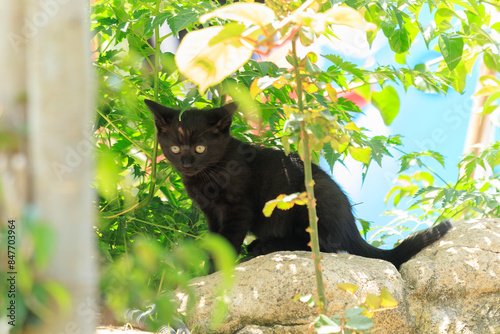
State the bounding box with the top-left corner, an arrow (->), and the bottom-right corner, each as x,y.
400,218 -> 500,334
119,219 -> 500,334
177,252 -> 413,333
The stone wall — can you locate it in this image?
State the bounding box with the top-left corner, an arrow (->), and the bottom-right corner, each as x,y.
176,219 -> 500,333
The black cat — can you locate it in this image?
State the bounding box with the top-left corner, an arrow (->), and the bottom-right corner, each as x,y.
145,100 -> 451,269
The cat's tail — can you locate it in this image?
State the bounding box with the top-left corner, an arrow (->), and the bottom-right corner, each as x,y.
346,220 -> 452,269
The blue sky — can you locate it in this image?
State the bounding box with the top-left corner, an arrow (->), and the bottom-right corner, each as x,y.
316,24 -> 499,246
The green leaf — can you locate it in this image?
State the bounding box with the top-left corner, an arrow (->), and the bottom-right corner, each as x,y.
483,91 -> 500,115
371,85 -> 400,126
438,34 -> 464,71
367,137 -> 391,167
323,143 -> 341,173
323,54 -> 365,81
299,27 -> 315,47
345,315 -> 373,330
199,233 -> 236,276
314,314 -> 342,333
305,56 -> 322,76
435,8 -> 455,29
345,306 -> 366,318
388,29 -> 410,54
167,8 -> 201,36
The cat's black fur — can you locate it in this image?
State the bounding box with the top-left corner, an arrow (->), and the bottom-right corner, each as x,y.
145,100 -> 452,269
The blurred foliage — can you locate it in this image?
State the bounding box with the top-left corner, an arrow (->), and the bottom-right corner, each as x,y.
0,216 -> 71,333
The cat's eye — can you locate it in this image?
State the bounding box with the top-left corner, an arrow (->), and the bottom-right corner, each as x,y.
195,145 -> 206,154
171,146 -> 181,154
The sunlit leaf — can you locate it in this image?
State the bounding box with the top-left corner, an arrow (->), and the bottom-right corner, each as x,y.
325,6 -> 366,30
299,27 -> 315,46
262,200 -> 278,217
483,92 -> 500,114
345,122 -> 361,132
337,282 -> 358,293
167,8 -> 201,36
304,82 -> 319,93
176,26 -> 254,93
305,55 -> 322,76
325,84 -> 338,102
200,3 -> 275,27
323,54 -> 365,81
380,288 -> 398,308
208,23 -> 246,46
349,146 -> 372,165
371,85 -> 400,126
484,50 -> 500,71
365,293 -> 382,310
331,134 -> 350,153
263,192 -> 308,217
250,76 -> 281,98
388,29 -> 410,54
438,33 -> 464,71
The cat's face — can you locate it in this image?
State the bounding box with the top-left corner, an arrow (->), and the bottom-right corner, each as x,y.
144,100 -> 237,176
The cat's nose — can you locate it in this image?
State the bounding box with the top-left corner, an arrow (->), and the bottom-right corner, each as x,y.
182,159 -> 194,168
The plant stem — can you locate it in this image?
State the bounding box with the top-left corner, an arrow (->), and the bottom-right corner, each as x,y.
291,38 -> 327,313
137,0 -> 162,211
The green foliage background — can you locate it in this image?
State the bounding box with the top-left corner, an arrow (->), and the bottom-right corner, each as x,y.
89,0 -> 500,328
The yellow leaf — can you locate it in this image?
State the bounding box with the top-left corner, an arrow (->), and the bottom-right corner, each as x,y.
303,82 -> 319,93
175,26 -> 254,94
263,192 -> 307,217
262,200 -> 278,217
337,282 -> 358,293
380,288 -> 398,308
200,3 -> 275,27
365,293 -> 382,310
250,79 -> 261,99
349,146 -> 372,164
325,84 -> 338,102
345,122 -> 361,132
331,134 -> 350,153
474,85 -> 500,97
325,6 -> 366,30
272,76 -> 288,89
251,76 -> 282,98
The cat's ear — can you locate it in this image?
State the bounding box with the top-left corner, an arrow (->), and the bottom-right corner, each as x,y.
211,102 -> 238,133
144,99 -> 179,129
222,102 -> 238,115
